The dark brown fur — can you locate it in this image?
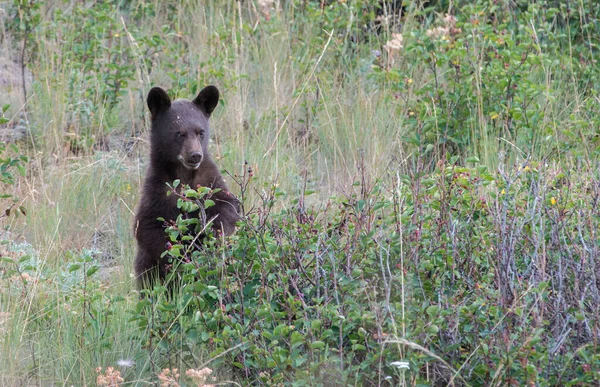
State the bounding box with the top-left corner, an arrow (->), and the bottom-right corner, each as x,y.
134,86 -> 239,287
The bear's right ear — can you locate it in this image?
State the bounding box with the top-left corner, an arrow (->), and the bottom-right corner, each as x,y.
147,87 -> 171,119
193,85 -> 220,116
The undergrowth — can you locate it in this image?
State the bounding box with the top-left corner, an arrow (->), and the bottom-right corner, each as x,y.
130,157 -> 600,386
0,0 -> 599,386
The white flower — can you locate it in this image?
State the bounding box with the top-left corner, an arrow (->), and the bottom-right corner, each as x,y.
258,0 -> 275,8
117,359 -> 135,368
390,360 -> 410,369
384,33 -> 404,53
426,26 -> 450,39
443,13 -> 457,27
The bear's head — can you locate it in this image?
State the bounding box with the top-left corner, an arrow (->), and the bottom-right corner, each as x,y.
147,86 -> 219,170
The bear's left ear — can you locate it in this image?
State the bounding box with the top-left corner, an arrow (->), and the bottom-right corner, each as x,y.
193,85 -> 220,116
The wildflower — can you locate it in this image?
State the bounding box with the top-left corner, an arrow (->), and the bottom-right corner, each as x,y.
426,13 -> 461,40
158,368 -> 180,387
550,197 -> 557,206
376,14 -> 390,26
501,189 -> 506,195
426,26 -> 450,40
383,33 -> 404,54
186,368 -> 215,387
258,0 -> 275,9
157,368 -> 179,387
96,367 -> 124,387
383,33 -> 404,69
21,272 -> 34,282
443,13 -> 457,28
258,0 -> 275,19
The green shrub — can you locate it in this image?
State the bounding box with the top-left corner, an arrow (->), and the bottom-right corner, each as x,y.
131,158 -> 600,385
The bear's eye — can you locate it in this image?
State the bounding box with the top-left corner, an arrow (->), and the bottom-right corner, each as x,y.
175,132 -> 186,139
197,130 -> 205,137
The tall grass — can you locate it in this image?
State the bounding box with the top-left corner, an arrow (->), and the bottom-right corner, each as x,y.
0,0 -> 599,385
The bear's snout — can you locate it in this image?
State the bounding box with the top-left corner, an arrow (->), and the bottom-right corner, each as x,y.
177,152 -> 203,169
188,152 -> 203,165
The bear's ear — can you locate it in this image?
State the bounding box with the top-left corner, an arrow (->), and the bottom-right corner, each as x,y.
147,87 -> 171,119
193,85 -> 220,116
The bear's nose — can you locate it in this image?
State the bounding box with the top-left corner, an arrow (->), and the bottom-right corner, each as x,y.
188,152 -> 203,164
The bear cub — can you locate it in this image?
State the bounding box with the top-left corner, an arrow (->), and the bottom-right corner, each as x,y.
134,85 -> 239,287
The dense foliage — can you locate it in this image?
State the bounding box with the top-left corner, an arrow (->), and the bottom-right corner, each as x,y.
0,0 -> 599,386
133,156 -> 600,385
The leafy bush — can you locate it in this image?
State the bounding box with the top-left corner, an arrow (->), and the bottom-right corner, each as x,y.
131,158 -> 600,385
370,1 -> 600,164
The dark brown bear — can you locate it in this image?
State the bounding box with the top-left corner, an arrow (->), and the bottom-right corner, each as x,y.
134,85 -> 239,287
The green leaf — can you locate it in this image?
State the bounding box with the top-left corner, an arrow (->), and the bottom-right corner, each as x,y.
310,341 -> 325,350
262,331 -> 273,340
372,201 -> 387,211
184,189 -> 198,198
187,328 -> 198,341
17,164 -> 26,177
311,319 -> 322,331
426,305 -> 440,317
356,199 -> 366,211
232,361 -> 244,369
0,256 -> 15,264
86,266 -> 99,277
421,178 -> 436,187
18,255 -> 31,264
273,324 -> 287,336
291,331 -> 304,349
